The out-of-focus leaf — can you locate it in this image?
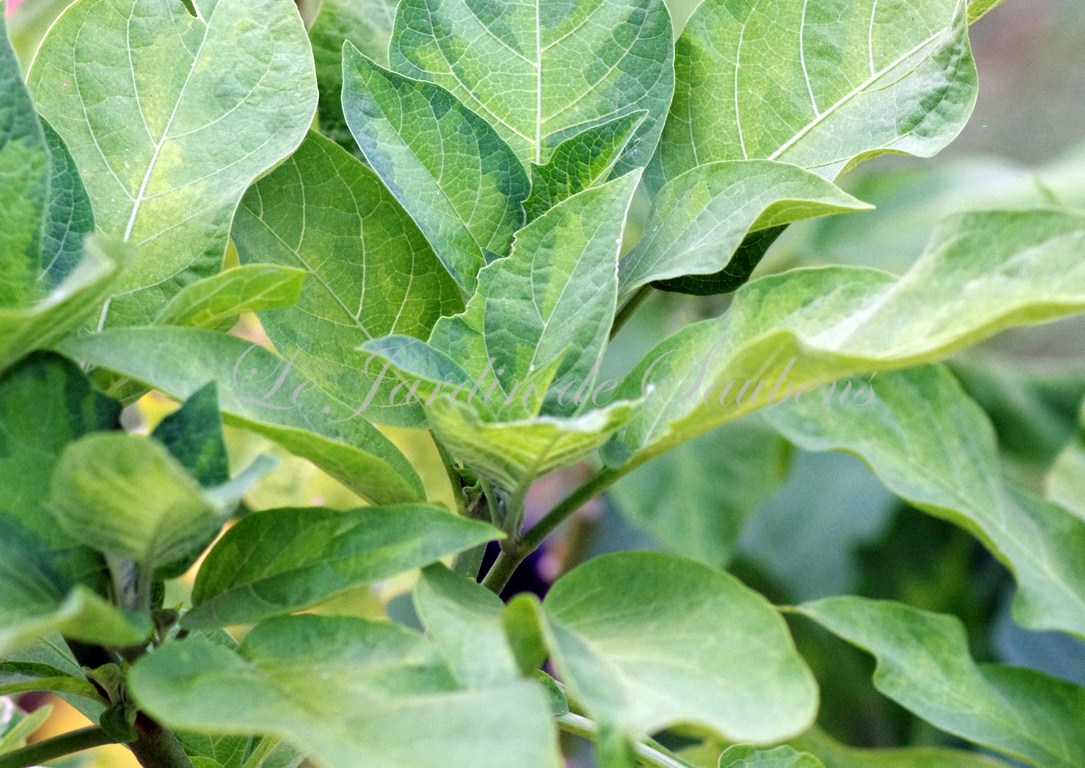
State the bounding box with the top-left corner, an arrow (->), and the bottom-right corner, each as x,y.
155,266 -> 306,332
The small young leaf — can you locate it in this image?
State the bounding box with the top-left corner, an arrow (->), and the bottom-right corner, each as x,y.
29,0 -> 317,326
155,266 -> 306,332
719,745 -> 824,768
391,0 -> 674,174
341,47 -> 530,290
129,616 -> 563,768
185,505 -> 501,628
796,597 -> 1085,768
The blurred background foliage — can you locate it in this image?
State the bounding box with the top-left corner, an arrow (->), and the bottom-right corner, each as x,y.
4,0 -> 1085,765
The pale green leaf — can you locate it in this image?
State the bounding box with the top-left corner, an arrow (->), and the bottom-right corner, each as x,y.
185,505 -> 500,628
653,0 -> 977,188
968,0 -> 1008,23
796,597 -> 1085,768
790,727 -> 1010,768
29,0 -> 317,326
232,131 -> 463,427
611,416 -> 790,566
309,0 -> 398,152
541,552 -> 818,744
129,615 -> 562,768
719,746 -> 824,768
606,210 -> 1085,469
0,7 -> 47,308
426,396 -> 635,492
0,235 -> 128,375
524,111 -> 646,221
765,365 -> 1085,637
155,266 -> 306,332
341,47 -> 530,290
1047,419 -> 1085,522
391,0 -> 675,173
618,161 -> 871,299
58,327 -> 425,504
40,121 -> 96,291
413,564 -> 523,687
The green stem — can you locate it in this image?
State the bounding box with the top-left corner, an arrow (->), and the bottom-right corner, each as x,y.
556,714 -> 694,768
0,727 -> 115,768
610,285 -> 652,339
481,469 -> 621,594
127,714 -> 196,768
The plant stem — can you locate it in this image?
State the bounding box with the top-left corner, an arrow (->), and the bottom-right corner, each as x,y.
0,727 -> 114,768
610,285 -> 652,339
127,714 -> 196,768
556,714 -> 694,768
481,468 -> 621,594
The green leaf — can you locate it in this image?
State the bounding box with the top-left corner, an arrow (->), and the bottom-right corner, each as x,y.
413,564 -> 523,687
0,7 -> 48,308
790,727 -> 1010,768
0,704 -> 52,756
0,235 -> 128,376
426,396 -> 635,493
968,0 -> 1008,23
341,47 -> 530,290
232,131 -> 463,427
0,662 -> 102,700
390,0 -> 675,174
796,597 -> 1085,768
155,266 -> 307,332
719,746 -> 824,768
153,383 -> 229,488
765,365 -> 1085,637
309,0 -> 398,153
1048,434 -> 1085,522
618,161 -> 871,299
58,327 -> 425,505
185,505 -> 500,628
28,0 -> 317,327
0,353 -> 149,654
540,552 -> 818,744
49,433 -> 219,570
524,112 -> 646,222
653,0 -> 977,188
606,210 -> 1085,469
129,615 -> 562,768
611,416 -> 790,566
40,121 -> 96,291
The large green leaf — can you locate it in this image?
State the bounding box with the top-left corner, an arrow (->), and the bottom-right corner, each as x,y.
538,552 -> 818,745
652,0 -> 977,188
765,365 -> 1085,637
719,746 -> 824,768
309,0 -> 398,153
0,235 -> 128,376
58,327 -> 424,504
605,210 -> 1085,469
29,0 -> 317,327
611,416 -> 790,566
129,615 -> 562,768
390,0 -> 675,173
341,47 -> 530,291
185,505 -> 500,628
0,353 -> 149,654
232,131 -> 463,427
0,6 -> 47,308
618,161 -> 870,299
155,266 -> 306,332
796,597 -> 1085,768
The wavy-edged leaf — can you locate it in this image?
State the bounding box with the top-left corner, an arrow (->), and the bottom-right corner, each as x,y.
58,327 -> 424,505
29,0 -> 317,326
40,121 -> 95,291
341,47 -> 530,290
185,505 -> 500,628
0,7 -> 47,307
391,0 -> 674,174
232,131 -> 463,427
0,235 -> 128,375
653,0 -> 977,188
766,365 -> 1085,638
309,0 -> 398,153
618,161 -> 870,299
129,615 -> 562,768
719,746 -> 824,768
524,111 -> 646,221
156,266 -> 306,332
796,597 -> 1085,768
536,552 -> 818,745
605,210 -> 1085,469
